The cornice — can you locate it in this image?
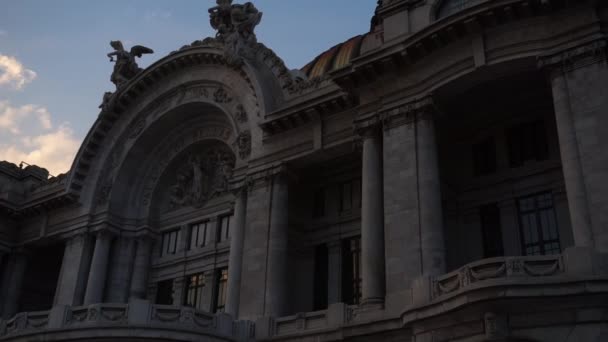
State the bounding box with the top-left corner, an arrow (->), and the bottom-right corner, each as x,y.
333,0 -> 592,90
354,95 -> 437,133
537,37 -> 607,76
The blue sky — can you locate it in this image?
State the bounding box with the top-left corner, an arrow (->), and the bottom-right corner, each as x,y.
0,0 -> 376,175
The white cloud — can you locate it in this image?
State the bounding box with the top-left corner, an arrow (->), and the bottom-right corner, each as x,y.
0,100 -> 52,134
0,101 -> 80,176
0,54 -> 37,90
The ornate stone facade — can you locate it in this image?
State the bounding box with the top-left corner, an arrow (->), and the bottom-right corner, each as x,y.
1,1 -> 608,342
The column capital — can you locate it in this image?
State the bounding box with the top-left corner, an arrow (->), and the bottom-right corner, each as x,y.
537,39 -> 607,77
381,94 -> 437,130
234,163 -> 295,192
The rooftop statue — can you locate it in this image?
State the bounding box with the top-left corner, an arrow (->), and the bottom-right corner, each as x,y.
107,40 -> 154,88
208,0 -> 263,65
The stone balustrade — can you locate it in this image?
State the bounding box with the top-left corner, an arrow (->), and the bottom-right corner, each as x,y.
0,301 -> 254,341
432,255 -> 564,299
255,303 -> 351,339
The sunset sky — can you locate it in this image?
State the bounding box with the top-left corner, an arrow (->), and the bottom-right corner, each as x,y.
0,0 -> 376,176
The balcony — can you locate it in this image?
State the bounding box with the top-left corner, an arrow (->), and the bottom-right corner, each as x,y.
0,301 -> 254,342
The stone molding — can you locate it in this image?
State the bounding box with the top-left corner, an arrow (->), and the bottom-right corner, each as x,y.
354,95 -> 437,135
95,82 -> 248,208
538,38 -> 607,78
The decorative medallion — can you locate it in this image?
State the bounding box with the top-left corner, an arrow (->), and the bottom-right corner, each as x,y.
234,104 -> 248,123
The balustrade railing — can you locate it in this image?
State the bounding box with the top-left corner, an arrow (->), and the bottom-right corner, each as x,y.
432,255 -> 564,299
0,302 -> 253,341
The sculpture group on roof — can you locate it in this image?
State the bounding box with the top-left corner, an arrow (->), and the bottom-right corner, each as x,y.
208,0 -> 263,65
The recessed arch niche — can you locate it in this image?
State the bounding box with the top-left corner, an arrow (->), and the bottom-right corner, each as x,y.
106,101 -> 242,224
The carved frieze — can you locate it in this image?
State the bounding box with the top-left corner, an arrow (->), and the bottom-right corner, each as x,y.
168,148 -> 235,209
141,126 -> 234,207
214,87 -> 233,103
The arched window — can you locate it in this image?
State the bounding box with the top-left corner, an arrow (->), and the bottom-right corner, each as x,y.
436,0 -> 485,19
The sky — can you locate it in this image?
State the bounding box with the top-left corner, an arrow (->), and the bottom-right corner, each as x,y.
0,0 -> 376,176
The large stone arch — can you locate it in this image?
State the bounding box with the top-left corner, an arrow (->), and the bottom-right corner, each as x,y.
67,43 -> 289,216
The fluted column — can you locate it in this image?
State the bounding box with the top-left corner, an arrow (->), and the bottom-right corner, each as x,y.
54,233 -> 93,306
129,236 -> 153,301
417,112 -> 446,277
84,231 -> 113,304
360,126 -> 386,305
225,189 -> 247,317
265,173 -> 289,316
1,252 -> 27,319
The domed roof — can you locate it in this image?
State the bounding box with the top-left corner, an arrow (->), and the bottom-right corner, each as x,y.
301,35 -> 364,79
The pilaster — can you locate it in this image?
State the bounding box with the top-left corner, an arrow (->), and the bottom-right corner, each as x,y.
54,233 -> 93,306
538,39 -> 608,251
225,188 -> 247,317
83,230 -> 114,304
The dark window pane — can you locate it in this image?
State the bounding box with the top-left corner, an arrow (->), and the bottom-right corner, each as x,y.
518,193 -> 561,256
313,244 -> 328,311
213,268 -> 229,313
341,182 -> 353,212
217,216 -> 232,243
313,189 -> 325,218
480,203 -> 504,258
156,279 -> 173,305
161,229 -> 180,256
473,137 -> 497,176
184,273 -> 206,310
508,120 -> 549,168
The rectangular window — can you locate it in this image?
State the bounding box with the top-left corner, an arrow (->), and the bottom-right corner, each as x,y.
217,216 -> 232,243
313,188 -> 325,218
156,279 -> 174,305
340,179 -> 361,213
480,203 -> 504,258
189,222 -> 208,250
161,229 -> 181,257
473,137 -> 497,176
341,236 -> 362,305
508,120 -> 549,168
213,268 -> 229,313
313,244 -> 328,311
184,273 -> 206,310
518,193 -> 561,256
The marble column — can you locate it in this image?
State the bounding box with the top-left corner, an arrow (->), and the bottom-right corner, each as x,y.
1,252 -> 27,319
225,189 -> 247,317
327,241 -> 342,305
360,127 -> 386,305
265,173 -> 289,317
417,114 -> 446,277
107,237 -> 136,303
549,72 -> 594,247
54,234 -> 93,306
129,237 -> 153,301
83,231 -> 113,304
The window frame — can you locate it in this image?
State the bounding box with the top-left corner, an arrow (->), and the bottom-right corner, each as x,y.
189,221 -> 209,250
517,192 -> 561,256
183,273 -> 206,310
213,268 -> 229,313
217,215 -> 232,243
160,229 -> 181,257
